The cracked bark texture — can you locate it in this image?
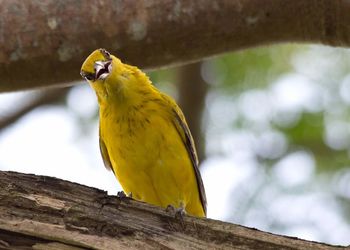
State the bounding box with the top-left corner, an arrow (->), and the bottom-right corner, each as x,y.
0,170 -> 348,250
1,0 -> 350,92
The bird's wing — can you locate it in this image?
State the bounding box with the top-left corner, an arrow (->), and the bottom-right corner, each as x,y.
162,94 -> 207,215
99,126 -> 115,174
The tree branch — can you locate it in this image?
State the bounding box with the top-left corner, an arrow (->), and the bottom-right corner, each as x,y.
0,170 -> 346,249
0,88 -> 69,132
1,0 -> 350,92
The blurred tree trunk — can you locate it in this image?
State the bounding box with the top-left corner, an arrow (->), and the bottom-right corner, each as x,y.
1,0 -> 350,92
0,170 -> 345,250
177,62 -> 208,161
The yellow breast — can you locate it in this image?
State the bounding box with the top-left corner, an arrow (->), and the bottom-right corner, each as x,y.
99,99 -> 205,216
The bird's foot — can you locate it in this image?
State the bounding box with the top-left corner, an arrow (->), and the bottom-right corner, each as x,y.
166,205 -> 186,220
116,191 -> 132,203
117,191 -> 127,198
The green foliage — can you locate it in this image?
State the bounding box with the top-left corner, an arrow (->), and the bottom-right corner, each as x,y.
212,45 -> 299,91
276,112 -> 349,172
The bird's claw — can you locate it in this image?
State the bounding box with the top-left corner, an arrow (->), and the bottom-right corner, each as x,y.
166,205 -> 186,220
117,191 -> 127,198
116,191 -> 133,204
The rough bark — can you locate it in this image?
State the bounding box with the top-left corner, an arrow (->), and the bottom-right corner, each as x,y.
1,0 -> 350,92
0,170 -> 347,250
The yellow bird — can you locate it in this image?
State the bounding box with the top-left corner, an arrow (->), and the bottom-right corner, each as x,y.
80,49 -> 206,217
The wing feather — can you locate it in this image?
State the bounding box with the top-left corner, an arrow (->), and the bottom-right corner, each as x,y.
99,127 -> 115,175
162,94 -> 207,215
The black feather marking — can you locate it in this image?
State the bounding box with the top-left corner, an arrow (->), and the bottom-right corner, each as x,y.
172,109 -> 207,216
99,127 -> 115,175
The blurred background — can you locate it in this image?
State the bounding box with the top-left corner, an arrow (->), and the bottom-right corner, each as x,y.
0,44 -> 350,246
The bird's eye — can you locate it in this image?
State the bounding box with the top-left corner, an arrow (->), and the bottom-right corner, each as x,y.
85,74 -> 95,80
80,71 -> 95,81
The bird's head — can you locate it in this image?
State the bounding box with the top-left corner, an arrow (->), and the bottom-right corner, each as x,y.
80,48 -> 124,101
80,48 -> 116,82
81,48 -> 153,105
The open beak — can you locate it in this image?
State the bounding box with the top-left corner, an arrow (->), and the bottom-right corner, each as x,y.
94,60 -> 112,80
80,48 -> 113,81
80,59 -> 112,81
